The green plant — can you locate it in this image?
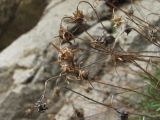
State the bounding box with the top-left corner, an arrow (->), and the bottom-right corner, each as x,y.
139,68 -> 160,119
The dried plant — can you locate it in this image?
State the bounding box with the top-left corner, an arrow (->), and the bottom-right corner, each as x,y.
35,0 -> 160,120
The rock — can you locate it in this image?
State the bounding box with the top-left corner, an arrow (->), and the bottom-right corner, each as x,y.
94,1 -> 111,21
114,0 -> 160,51
0,85 -> 43,120
0,68 -> 13,93
0,0 -> 111,69
17,54 -> 37,69
13,68 -> 35,84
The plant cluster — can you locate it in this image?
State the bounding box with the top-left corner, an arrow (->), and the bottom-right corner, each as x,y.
35,0 -> 160,120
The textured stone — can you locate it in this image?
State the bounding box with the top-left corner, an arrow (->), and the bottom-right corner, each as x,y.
13,68 -> 35,84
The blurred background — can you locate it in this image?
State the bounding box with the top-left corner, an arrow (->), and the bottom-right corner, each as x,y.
0,0 -> 47,51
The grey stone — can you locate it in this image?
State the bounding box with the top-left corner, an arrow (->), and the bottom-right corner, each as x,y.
13,68 -> 35,84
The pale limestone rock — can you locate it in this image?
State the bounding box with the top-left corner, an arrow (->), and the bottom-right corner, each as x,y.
13,68 -> 35,84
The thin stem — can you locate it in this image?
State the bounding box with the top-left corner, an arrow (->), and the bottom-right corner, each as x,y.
50,42 -> 63,53
77,1 -> 106,30
94,81 -> 160,101
64,86 -> 120,113
64,87 -> 158,118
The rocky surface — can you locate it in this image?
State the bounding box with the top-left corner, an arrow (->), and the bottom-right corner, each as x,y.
0,0 -> 159,120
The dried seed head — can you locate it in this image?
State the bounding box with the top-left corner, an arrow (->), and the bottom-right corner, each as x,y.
60,63 -> 73,73
93,35 -> 115,47
58,47 -> 74,62
59,25 -> 73,44
78,69 -> 88,80
124,24 -> 132,35
35,100 -> 48,113
113,15 -> 123,28
72,9 -> 84,24
148,28 -> 158,42
112,9 -> 123,28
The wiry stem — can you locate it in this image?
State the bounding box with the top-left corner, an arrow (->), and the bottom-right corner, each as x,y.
65,87 -> 159,119
77,1 -> 106,30
94,81 -> 160,101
